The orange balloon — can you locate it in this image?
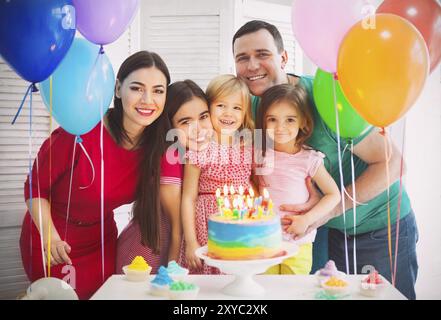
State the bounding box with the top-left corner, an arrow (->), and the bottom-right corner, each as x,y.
337,14 -> 429,127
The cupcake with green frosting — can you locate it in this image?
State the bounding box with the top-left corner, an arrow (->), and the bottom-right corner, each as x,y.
166,261 -> 189,281
169,281 -> 199,300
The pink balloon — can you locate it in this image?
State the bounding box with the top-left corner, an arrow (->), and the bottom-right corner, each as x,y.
73,0 -> 139,46
291,0 -> 367,73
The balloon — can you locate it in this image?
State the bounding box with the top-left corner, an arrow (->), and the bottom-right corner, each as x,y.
40,38 -> 115,136
377,0 -> 441,73
22,278 -> 78,300
73,0 -> 139,45
313,69 -> 371,139
291,0 -> 366,73
337,14 -> 429,128
0,0 -> 76,83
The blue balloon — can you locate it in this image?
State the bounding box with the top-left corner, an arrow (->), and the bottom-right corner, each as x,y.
0,0 -> 76,83
40,38 -> 115,136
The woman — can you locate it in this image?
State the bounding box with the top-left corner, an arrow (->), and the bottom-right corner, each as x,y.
20,51 -> 170,299
116,79 -> 213,271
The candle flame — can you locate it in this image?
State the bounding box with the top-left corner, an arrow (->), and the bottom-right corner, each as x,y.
224,197 -> 230,209
223,184 -> 228,196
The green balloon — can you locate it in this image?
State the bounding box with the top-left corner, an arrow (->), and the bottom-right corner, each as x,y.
313,68 -> 371,139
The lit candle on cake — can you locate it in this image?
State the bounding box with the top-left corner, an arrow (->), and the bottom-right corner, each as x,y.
238,185 -> 244,209
249,187 -> 255,198
257,206 -> 263,218
214,185 -> 273,220
232,197 -> 239,219
267,199 -> 274,215
223,184 -> 229,197
262,188 -> 269,209
223,197 -> 232,217
216,188 -> 223,215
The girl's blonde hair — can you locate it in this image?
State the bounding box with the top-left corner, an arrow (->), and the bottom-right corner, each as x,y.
205,74 -> 254,130
255,84 -> 314,156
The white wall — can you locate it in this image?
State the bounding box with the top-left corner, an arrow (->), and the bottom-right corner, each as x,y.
407,64 -> 441,300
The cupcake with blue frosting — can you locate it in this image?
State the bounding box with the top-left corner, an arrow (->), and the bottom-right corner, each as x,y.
149,266 -> 173,297
166,261 -> 189,281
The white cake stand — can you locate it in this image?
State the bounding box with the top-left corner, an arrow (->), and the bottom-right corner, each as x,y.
195,241 -> 299,297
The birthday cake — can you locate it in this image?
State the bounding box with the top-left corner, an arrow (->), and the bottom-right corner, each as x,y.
207,186 -> 284,260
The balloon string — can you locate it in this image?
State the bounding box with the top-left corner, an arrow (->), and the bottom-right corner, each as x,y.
350,141 -> 357,274
48,76 -> 53,277
100,94 -> 105,282
332,73 -> 349,274
393,120 -> 406,286
35,150 -> 46,278
64,136 -> 78,242
381,128 -> 394,284
11,83 -> 35,125
341,143 -> 368,206
86,47 -> 104,101
78,140 -> 96,190
28,86 -> 33,282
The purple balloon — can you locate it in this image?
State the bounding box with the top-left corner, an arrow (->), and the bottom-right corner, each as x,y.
73,0 -> 139,45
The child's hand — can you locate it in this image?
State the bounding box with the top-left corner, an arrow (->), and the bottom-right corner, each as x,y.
185,241 -> 202,271
284,215 -> 312,240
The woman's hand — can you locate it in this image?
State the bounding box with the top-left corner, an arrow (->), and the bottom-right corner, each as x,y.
44,235 -> 72,266
185,241 -> 202,271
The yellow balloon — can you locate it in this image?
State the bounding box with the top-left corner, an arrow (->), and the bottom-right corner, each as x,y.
337,14 -> 429,127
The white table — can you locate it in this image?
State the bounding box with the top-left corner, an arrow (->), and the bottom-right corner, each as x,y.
91,275 -> 406,300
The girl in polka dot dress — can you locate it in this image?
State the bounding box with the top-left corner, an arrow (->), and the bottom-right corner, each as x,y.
180,75 -> 254,274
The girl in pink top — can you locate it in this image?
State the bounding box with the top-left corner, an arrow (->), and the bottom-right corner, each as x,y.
255,84 -> 340,275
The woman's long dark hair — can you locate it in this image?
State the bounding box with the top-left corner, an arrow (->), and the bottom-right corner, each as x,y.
107,51 -> 171,253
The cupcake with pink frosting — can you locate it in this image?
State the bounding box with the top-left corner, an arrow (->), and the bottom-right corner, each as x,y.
360,269 -> 386,297
315,260 -> 346,286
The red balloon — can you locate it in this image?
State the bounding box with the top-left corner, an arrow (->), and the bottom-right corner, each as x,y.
377,0 -> 441,73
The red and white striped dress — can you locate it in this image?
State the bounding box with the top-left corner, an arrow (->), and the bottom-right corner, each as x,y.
179,141 -> 253,274
115,149 -> 183,274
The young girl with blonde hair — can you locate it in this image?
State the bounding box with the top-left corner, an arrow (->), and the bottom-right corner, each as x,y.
180,74 -> 254,274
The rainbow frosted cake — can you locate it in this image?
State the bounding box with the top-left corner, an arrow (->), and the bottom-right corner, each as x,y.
207,185 -> 284,260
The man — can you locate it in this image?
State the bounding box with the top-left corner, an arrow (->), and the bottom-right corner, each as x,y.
232,20 -> 418,299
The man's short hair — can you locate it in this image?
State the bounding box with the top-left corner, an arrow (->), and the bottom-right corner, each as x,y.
232,20 -> 285,53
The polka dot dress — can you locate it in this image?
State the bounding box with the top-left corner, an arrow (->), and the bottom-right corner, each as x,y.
180,141 -> 253,274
